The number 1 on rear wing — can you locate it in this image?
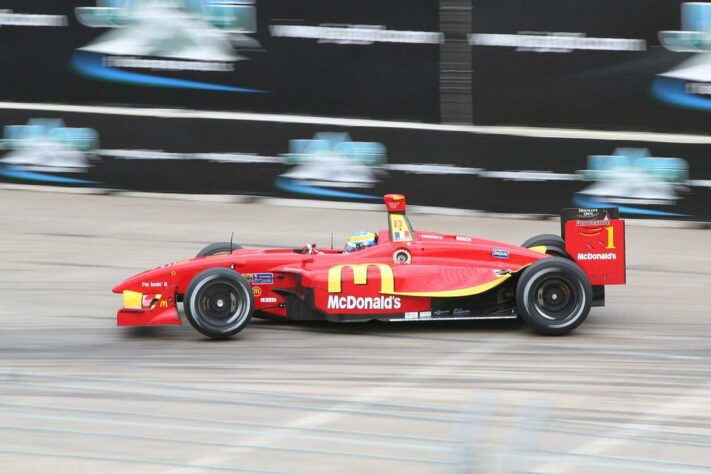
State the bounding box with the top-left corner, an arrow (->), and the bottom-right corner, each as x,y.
561,208 -> 626,286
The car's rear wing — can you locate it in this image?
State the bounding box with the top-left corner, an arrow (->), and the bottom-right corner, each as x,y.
561,208 -> 626,285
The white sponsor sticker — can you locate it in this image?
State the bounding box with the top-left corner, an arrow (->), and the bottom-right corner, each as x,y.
105,56 -> 233,72
468,33 -> 646,52
404,312 -> 419,319
260,297 -> 278,303
419,311 -> 432,318
327,295 -> 402,310
0,11 -> 68,27
577,252 -> 617,261
270,25 -> 444,45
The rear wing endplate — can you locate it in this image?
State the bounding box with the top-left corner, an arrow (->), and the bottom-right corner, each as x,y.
561,208 -> 626,285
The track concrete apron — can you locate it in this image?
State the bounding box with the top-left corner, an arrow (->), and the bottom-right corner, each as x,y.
0,189 -> 709,473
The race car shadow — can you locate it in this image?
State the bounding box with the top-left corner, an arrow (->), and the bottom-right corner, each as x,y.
120,318 -> 526,341
122,325 -> 196,340
249,317 -> 525,339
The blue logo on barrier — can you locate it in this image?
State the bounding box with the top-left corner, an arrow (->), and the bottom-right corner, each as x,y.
655,2 -> 711,110
574,148 -> 688,217
276,133 -> 387,200
72,0 -> 265,93
0,119 -> 98,185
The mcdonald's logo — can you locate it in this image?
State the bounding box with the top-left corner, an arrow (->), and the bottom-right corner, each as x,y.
327,263 -> 394,293
159,300 -> 168,308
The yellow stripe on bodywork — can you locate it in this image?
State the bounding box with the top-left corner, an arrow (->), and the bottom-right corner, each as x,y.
528,245 -> 547,254
327,263 -> 395,293
389,274 -> 512,298
123,290 -> 143,310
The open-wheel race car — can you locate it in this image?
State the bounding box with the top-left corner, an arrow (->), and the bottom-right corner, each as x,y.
113,194 -> 626,338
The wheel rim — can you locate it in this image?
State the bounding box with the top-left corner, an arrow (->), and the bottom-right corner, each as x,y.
191,277 -> 251,331
533,277 -> 577,320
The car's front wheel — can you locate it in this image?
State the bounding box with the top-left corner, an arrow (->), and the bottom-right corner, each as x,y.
196,242 -> 242,257
184,268 -> 254,339
516,257 -> 591,335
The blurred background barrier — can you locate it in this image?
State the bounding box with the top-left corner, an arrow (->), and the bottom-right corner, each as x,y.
0,0 -> 439,122
1,0 -> 711,220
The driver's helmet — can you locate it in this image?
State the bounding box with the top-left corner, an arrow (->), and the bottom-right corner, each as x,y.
344,231 -> 378,253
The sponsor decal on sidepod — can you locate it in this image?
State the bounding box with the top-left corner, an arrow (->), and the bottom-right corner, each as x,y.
492,249 -> 510,259
327,295 -> 402,310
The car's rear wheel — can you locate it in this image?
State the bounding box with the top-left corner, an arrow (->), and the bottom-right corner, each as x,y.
196,242 -> 242,257
516,257 -> 591,335
521,234 -> 569,259
184,268 -> 254,339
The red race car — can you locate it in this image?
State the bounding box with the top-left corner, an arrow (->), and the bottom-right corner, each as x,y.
113,194 -> 626,338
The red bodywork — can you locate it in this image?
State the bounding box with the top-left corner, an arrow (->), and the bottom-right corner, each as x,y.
113,195 -> 626,326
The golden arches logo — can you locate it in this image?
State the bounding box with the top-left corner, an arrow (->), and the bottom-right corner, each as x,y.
159,300 -> 168,308
327,264 -> 394,294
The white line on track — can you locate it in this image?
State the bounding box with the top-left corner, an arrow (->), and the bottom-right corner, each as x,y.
0,417 -> 448,462
169,341 -> 510,472
534,381 -> 711,473
0,447 -> 289,474
0,402 -> 451,443
2,101 -> 711,143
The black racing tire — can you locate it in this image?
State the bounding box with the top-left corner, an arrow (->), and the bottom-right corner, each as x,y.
184,268 -> 254,339
196,242 -> 242,258
516,257 -> 592,335
521,234 -> 570,259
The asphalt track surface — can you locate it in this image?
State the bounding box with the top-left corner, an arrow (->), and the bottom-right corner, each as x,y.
1,188 -> 710,473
